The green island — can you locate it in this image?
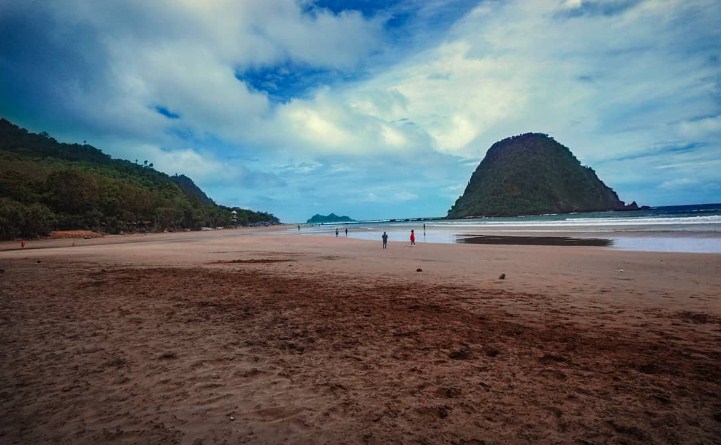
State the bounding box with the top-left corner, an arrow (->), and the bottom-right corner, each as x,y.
306,213 -> 355,224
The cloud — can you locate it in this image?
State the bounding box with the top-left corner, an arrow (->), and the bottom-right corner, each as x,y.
279,160 -> 324,175
1,0 -> 384,141
149,148 -> 229,182
1,0 -> 720,221
658,178 -> 699,190
88,137 -> 233,183
556,0 -> 644,18
393,191 -> 418,201
281,99 -> 356,151
675,114 -> 721,140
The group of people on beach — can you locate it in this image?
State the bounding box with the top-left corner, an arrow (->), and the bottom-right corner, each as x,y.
307,223 -> 425,249
382,224 -> 423,249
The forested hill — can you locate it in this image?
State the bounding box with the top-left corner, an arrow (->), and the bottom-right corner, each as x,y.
447,133 -> 638,218
170,174 -> 214,206
0,118 -> 279,239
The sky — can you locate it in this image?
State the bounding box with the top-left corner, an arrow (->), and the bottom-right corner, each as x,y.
1,0 -> 720,223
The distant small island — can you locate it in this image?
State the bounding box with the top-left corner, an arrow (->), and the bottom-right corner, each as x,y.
306,213 -> 355,224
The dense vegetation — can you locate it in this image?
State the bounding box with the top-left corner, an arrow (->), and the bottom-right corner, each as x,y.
0,118 -> 279,239
447,133 -> 634,218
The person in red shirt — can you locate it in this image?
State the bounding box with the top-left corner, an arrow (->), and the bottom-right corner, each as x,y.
410,229 -> 416,246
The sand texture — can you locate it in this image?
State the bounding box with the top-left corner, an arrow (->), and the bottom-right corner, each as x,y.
1,229 -> 720,444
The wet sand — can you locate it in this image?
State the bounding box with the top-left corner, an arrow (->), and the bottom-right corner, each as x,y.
457,234 -> 612,246
1,229 -> 720,444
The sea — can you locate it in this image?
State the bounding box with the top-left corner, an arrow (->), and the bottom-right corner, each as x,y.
294,203 -> 721,254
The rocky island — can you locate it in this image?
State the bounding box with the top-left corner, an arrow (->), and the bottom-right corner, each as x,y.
447,133 -> 639,218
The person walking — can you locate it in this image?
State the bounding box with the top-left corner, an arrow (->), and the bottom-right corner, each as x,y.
382,231 -> 388,249
335,228 -> 339,237
410,229 -> 416,246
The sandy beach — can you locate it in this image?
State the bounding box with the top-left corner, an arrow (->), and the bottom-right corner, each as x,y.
1,228 -> 720,444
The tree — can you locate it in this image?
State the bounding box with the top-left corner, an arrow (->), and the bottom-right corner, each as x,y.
21,203 -> 56,237
44,170 -> 99,214
0,198 -> 24,239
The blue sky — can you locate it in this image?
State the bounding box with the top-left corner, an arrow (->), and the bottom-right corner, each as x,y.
1,0 -> 720,223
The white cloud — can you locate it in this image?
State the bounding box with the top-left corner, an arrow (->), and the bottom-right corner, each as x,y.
560,0 -> 584,9
154,148 -> 231,182
50,0 -> 383,68
4,0 -> 385,149
14,0 -> 719,162
393,191 -> 419,201
352,187 -> 418,204
658,178 -> 699,190
676,115 -> 721,140
280,160 -> 323,174
103,141 -> 237,184
271,87 -> 429,156
282,101 -> 355,151
381,124 -> 409,148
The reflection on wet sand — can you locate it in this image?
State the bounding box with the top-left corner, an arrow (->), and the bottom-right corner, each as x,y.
457,234 -> 612,246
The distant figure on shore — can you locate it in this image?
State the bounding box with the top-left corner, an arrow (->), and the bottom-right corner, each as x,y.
20,240 -> 25,249
335,228 -> 339,237
297,225 -> 300,231
345,228 -> 348,237
382,232 -> 388,249
410,229 -> 416,246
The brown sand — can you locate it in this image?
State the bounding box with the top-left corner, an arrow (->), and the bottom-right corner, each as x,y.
1,229 -> 720,444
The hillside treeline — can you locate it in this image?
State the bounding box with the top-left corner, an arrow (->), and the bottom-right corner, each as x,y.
0,118 -> 279,239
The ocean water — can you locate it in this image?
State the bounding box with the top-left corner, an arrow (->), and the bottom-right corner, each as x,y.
296,203 -> 721,254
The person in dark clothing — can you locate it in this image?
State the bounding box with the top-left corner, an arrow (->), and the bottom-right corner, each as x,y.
382,232 -> 388,249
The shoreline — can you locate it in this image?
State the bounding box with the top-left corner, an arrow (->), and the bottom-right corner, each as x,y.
293,224 -> 721,253
3,223 -> 721,254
